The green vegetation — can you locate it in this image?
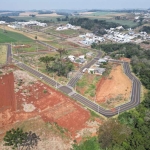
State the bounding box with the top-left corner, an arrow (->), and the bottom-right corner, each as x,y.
46,28 -> 79,36
106,19 -> 138,28
77,74 -> 101,99
88,11 -> 117,16
39,49 -> 74,77
72,43 -> 150,150
0,16 -> 16,22
0,45 -> 7,64
72,137 -> 100,150
3,128 -> 40,150
92,43 -> 150,90
69,18 -> 128,35
73,91 -> 150,150
0,29 -> 32,43
12,42 -> 46,53
11,16 -> 66,23
140,25 -> 150,33
118,91 -> 150,150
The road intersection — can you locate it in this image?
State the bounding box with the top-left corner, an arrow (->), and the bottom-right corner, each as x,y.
8,44 -> 141,117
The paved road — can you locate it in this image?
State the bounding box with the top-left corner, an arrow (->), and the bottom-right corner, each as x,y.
7,44 -> 12,63
8,44 -> 141,117
67,51 -> 102,87
36,40 -> 57,51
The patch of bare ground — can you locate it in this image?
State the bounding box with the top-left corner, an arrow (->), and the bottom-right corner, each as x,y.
140,43 -> 150,50
96,63 -> 132,109
0,65 -> 103,147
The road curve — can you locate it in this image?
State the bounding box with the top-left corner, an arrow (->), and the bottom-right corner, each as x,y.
8,44 -> 141,117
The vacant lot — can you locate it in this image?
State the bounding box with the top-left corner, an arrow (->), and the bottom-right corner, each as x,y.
12,41 -> 48,53
77,73 -> 101,101
0,67 -> 102,142
96,63 -> 132,109
0,45 -> 7,64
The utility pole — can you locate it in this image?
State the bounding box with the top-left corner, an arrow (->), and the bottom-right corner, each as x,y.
118,107 -> 120,115
98,105 -> 99,113
95,92 -> 96,103
55,82 -> 57,89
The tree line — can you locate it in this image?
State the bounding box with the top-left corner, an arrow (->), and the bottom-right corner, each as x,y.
69,18 -> 128,35
140,26 -> 150,34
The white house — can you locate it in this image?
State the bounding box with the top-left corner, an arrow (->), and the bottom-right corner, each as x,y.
0,21 -> 6,24
98,59 -> 107,63
68,55 -> 75,62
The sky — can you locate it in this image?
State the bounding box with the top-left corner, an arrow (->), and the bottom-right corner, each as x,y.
0,0 -> 150,10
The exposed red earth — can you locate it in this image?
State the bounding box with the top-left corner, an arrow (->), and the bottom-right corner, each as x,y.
0,70 -> 92,141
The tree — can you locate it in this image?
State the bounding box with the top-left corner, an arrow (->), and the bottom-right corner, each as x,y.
98,119 -> 131,149
39,56 -> 55,69
22,131 -> 40,150
4,128 -> 40,150
4,128 -> 27,149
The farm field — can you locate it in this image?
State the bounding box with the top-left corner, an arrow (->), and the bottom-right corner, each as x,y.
0,29 -> 33,43
80,11 -> 127,19
0,45 -> 7,64
0,66 -> 102,147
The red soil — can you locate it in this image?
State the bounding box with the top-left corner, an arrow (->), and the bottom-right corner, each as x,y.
0,73 -> 16,112
0,75 -> 90,139
96,65 -> 132,106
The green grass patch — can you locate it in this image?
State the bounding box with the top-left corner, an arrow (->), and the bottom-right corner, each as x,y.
106,19 -> 138,28
0,45 -> 7,64
0,29 -> 33,43
88,11 -> 117,16
12,41 -> 46,53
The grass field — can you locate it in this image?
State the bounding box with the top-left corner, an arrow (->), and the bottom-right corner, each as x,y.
12,41 -> 47,53
106,19 -> 138,27
0,29 -> 33,43
0,45 -> 7,64
46,28 -> 82,37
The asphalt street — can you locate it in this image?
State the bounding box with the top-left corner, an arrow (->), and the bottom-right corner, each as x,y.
8,44 -> 141,117
67,51 -> 102,87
